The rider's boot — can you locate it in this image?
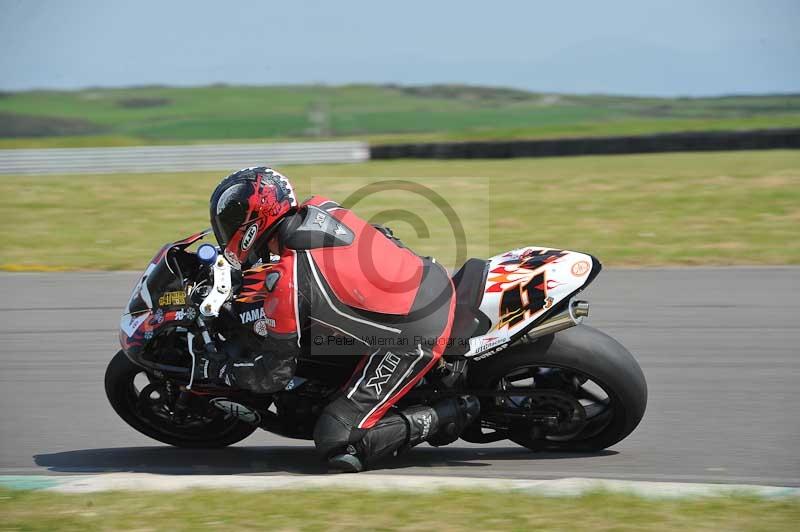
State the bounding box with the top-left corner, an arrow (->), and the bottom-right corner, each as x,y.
326,396 -> 480,473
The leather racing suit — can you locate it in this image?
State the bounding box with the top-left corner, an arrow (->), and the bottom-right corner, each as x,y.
223,196 -> 473,470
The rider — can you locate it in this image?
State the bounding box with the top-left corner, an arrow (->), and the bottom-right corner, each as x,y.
196,167 -> 478,472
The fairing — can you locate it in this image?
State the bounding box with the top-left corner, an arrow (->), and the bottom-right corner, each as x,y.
463,246 -> 600,358
118,229 -> 211,361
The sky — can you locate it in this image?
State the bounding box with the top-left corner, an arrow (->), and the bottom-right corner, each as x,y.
0,0 -> 798,96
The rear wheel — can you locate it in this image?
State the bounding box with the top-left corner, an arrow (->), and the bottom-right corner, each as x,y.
105,350 -> 257,448
466,325 -> 647,451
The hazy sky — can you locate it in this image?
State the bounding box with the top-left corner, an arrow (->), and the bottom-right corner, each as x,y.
1,0 -> 798,96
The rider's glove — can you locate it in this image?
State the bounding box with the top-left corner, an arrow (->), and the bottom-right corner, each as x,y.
193,353 -> 231,386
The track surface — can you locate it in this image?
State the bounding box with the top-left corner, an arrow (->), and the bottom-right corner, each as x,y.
1,269 -> 798,486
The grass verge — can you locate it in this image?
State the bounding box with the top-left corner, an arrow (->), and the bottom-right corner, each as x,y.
1,487 -> 798,531
1,84 -> 798,146
1,115 -> 799,149
1,150 -> 798,270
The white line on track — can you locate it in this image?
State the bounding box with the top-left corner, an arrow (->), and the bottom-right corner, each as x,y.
1,474 -> 797,498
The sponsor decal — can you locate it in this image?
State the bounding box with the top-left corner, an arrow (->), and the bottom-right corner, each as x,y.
209,398 -> 260,424
571,260 -> 591,277
544,296 -> 554,309
253,318 -> 269,336
120,312 -> 148,336
334,224 -> 347,236
468,334 -> 509,356
416,412 -> 432,439
365,351 -> 401,397
480,336 -> 506,349
143,330 -> 154,341
241,223 -> 258,251
473,342 -> 509,361
313,211 -> 327,227
158,291 -> 186,307
239,307 -> 276,325
154,308 -> 165,324
481,336 -> 497,345
184,306 -> 197,321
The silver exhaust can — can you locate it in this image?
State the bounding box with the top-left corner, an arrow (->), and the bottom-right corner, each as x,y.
525,299 -> 589,341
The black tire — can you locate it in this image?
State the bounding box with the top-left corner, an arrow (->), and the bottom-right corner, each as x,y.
105,350 -> 257,448
468,325 -> 647,451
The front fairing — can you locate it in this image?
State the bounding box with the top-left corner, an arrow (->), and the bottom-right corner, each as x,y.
119,230 -> 211,362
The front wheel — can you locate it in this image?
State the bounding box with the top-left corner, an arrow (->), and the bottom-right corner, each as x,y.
105,350 -> 257,448
466,325 -> 647,451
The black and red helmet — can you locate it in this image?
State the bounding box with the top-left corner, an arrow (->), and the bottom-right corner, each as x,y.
209,167 -> 297,269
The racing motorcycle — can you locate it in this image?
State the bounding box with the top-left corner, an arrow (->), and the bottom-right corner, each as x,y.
107,230 -> 647,453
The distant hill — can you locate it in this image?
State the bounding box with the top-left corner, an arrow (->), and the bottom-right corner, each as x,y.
1,84 -> 798,147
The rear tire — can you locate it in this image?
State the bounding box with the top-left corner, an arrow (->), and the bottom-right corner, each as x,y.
468,325 -> 647,451
105,350 -> 257,448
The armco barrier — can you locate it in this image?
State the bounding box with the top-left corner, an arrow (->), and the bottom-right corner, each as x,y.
0,141 -> 369,175
1,130 -> 797,174
370,128 -> 800,159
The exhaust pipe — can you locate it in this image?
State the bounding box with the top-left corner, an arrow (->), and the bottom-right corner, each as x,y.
524,299 -> 589,341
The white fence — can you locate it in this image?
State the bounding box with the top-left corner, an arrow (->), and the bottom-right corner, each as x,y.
0,141 -> 370,175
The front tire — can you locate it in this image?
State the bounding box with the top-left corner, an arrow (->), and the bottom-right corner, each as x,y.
467,325 -> 647,451
105,350 -> 257,448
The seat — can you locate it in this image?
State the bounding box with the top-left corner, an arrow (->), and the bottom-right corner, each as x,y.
444,258 -> 490,356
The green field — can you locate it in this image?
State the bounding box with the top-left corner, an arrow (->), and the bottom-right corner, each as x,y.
1,84 -> 799,147
1,150 -> 797,271
1,488 -> 797,531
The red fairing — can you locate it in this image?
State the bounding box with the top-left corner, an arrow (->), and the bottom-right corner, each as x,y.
236,251 -> 298,335
304,197 -> 424,316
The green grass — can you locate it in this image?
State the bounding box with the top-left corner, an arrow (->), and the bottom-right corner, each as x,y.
1,150 -> 798,270
0,84 -> 798,147
0,488 -> 797,531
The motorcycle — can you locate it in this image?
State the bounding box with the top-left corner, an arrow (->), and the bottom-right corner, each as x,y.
108,229 -> 647,453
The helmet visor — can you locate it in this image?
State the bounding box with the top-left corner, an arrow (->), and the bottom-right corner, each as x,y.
211,182 -> 253,246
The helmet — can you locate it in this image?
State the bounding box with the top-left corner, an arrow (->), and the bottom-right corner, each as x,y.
209,167 -> 297,269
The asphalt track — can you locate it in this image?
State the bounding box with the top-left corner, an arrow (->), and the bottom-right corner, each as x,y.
0,269 -> 798,486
